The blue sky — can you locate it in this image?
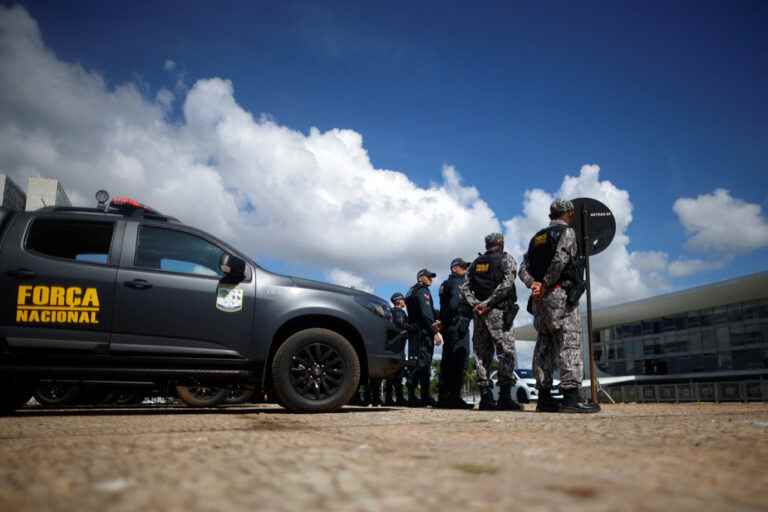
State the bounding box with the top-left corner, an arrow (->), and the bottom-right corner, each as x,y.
4,1 -> 768,300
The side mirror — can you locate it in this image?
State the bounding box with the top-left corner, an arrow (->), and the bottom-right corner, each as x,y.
219,253 -> 246,280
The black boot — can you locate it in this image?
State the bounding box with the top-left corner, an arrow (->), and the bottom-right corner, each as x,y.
395,385 -> 405,406
560,388 -> 600,414
406,386 -> 421,407
419,375 -> 436,407
478,389 -> 496,410
496,384 -> 523,411
383,387 -> 395,407
369,380 -> 382,407
535,388 -> 560,413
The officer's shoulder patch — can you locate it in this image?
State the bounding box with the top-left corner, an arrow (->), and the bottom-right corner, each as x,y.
424,293 -> 431,301
534,233 -> 547,246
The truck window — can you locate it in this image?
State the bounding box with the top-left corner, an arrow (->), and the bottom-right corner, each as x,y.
135,226 -> 224,277
26,218 -> 113,264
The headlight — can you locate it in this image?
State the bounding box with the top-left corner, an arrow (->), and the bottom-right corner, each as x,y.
355,297 -> 392,321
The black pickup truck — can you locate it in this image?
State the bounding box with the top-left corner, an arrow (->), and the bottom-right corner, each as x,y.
0,197 -> 403,413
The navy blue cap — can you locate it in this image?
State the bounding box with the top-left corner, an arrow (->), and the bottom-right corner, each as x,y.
450,258 -> 470,269
417,268 -> 437,279
390,292 -> 405,303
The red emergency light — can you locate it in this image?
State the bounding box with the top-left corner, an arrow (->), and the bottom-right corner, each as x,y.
109,196 -> 159,214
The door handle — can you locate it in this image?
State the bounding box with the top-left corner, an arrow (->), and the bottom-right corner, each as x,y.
124,279 -> 153,290
7,268 -> 37,279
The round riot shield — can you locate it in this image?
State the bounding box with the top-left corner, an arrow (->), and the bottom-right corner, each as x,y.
571,197 -> 615,256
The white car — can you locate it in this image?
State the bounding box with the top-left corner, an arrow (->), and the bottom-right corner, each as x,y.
490,369 -> 561,403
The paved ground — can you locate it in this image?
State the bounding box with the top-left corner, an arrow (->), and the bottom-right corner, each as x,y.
1,403 -> 767,512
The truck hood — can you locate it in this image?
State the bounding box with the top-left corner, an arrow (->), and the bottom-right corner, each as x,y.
288,276 -> 383,302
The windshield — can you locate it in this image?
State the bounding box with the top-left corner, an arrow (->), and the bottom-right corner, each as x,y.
516,369 -> 534,379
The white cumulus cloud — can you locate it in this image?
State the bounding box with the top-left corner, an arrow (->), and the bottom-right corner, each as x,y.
0,5 -> 499,289
673,188 -> 768,255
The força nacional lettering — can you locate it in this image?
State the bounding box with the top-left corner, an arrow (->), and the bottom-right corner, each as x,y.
15,285 -> 100,325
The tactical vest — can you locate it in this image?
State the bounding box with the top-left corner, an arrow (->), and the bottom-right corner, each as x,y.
468,251 -> 505,301
526,224 -> 582,287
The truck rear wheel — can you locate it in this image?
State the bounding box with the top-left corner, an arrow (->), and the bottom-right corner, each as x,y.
176,383 -> 229,407
272,328 -> 360,413
33,382 -> 81,408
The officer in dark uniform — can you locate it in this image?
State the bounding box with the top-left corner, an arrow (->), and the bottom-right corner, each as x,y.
384,292 -> 408,406
519,199 -> 598,414
436,258 -> 474,409
405,269 -> 441,407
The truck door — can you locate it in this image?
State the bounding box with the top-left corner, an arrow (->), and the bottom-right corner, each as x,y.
111,221 -> 255,359
0,214 -> 121,356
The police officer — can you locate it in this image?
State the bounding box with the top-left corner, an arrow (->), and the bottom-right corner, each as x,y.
405,269 -> 441,407
460,233 -> 521,411
384,292 -> 408,406
519,199 -> 599,414
436,258 -> 473,409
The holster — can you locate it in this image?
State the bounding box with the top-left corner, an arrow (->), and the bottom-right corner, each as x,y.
563,280 -> 586,308
502,303 -> 519,331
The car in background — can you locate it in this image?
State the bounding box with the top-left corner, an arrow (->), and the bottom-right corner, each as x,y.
490,368 -> 561,403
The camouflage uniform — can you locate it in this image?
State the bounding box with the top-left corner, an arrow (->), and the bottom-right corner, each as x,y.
519,219 -> 582,391
459,251 -> 518,391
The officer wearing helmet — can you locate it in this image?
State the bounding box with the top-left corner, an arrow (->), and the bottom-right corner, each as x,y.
519,199 -> 598,413
459,233 -> 521,411
405,269 -> 441,407
384,292 -> 409,406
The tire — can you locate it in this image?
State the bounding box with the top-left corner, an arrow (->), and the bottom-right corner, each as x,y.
0,377 -> 34,414
176,383 -> 229,407
224,384 -> 257,405
272,328 -> 360,413
517,387 -> 529,404
33,382 -> 81,408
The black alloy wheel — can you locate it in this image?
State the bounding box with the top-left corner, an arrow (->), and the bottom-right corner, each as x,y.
272,328 -> 360,413
288,343 -> 345,401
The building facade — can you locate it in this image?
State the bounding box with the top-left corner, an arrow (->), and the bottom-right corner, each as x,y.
594,297 -> 768,377
25,177 -> 71,211
0,174 -> 27,211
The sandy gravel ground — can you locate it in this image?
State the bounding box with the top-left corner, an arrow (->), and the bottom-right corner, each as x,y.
1,402 -> 767,512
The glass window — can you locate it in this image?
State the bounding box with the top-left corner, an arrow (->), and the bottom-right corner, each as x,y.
732,349 -> 766,370
742,302 -> 759,321
688,329 -> 702,353
701,329 -> 716,351
26,218 -> 113,264
716,326 -> 730,350
712,307 -> 729,325
642,320 -> 655,335
759,301 -> 768,319
135,227 -> 224,277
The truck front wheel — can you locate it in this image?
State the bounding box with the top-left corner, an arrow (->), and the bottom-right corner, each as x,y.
272,328 -> 360,413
